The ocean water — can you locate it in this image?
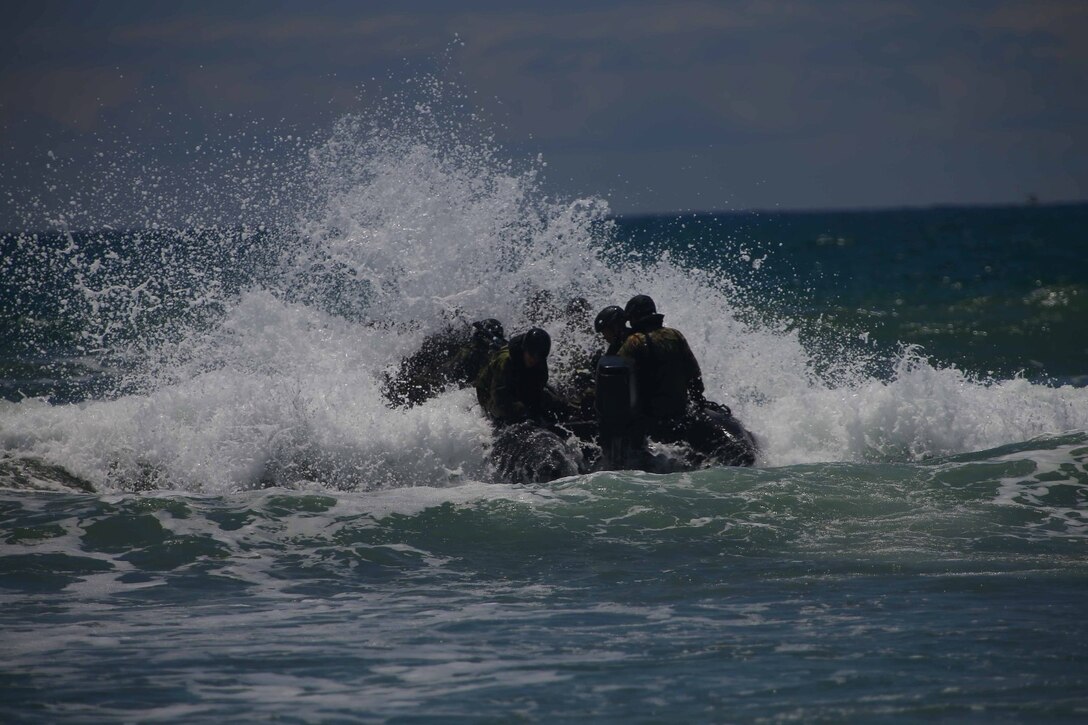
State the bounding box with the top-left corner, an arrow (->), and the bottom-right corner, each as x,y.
2,82 -> 1088,721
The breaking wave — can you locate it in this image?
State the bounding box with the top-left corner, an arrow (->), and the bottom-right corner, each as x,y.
2,76 -> 1086,493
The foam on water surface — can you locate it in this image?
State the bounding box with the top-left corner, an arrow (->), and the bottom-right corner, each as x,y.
1,76 -> 1086,493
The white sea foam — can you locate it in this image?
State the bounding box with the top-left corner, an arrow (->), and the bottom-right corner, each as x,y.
2,80 -> 1086,491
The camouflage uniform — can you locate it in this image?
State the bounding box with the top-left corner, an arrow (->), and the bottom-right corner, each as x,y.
616,314 -> 704,422
474,344 -> 549,425
615,314 -> 755,465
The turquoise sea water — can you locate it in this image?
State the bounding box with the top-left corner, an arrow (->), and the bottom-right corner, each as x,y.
2,94 -> 1087,720
3,446 -> 1088,721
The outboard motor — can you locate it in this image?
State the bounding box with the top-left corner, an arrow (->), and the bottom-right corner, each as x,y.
595,355 -> 638,469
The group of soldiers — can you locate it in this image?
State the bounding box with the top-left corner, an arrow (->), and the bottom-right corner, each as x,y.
382,293 -> 757,476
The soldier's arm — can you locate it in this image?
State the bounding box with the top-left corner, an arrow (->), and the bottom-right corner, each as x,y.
679,334 -> 707,405
474,358 -> 495,411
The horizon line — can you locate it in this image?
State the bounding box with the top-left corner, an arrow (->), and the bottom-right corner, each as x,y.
610,197 -> 1088,220
3,198 -> 1086,236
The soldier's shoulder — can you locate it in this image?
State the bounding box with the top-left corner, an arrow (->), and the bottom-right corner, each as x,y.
617,332 -> 647,353
659,326 -> 691,343
478,347 -> 506,374
490,347 -> 513,370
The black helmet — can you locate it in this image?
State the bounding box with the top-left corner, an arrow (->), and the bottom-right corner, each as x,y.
472,318 -> 505,346
522,327 -> 551,359
624,294 -> 657,322
594,305 -> 626,333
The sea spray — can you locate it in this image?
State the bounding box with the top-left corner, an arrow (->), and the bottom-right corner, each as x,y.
2,77 -> 1087,493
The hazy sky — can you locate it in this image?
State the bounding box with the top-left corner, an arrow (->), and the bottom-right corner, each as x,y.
2,0 -> 1086,223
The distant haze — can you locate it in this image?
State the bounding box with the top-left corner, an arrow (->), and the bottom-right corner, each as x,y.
2,0 -> 1085,227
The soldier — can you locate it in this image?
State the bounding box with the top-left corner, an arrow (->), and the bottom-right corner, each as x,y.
617,294 -> 706,424
594,305 -> 630,356
474,327 -> 554,426
613,294 -> 756,466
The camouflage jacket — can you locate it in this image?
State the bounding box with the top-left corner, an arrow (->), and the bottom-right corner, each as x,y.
474,347 -> 549,424
616,324 -> 705,421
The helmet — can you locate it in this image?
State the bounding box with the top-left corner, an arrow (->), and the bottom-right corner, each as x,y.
624,294 -> 657,322
472,318 -> 505,346
522,327 -> 551,359
594,305 -> 626,333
